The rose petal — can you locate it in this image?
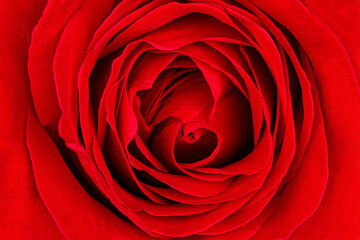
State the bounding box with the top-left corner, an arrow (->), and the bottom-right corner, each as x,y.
26,107 -> 151,239
0,0 -> 65,238
244,0 -> 360,238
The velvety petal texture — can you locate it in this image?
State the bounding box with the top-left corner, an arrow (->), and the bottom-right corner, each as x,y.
0,0 -> 65,239
1,0 -> 359,239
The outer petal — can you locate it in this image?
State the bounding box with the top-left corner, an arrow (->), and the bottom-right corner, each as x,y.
250,60 -> 328,239
26,106 -> 151,240
300,0 -> 360,81
248,0 -> 360,238
0,0 -> 64,239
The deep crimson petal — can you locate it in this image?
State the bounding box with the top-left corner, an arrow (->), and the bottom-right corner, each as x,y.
127,52 -> 179,101
26,107 -> 151,240
199,191 -> 275,235
104,82 -> 170,204
250,68 -> 328,240
142,13 -> 251,49
246,5 -> 315,184
146,118 -> 234,197
148,43 -> 244,129
151,74 -> 214,125
0,0 -> 65,238
245,0 -> 360,238
96,42 -> 150,146
300,0 -> 360,81
240,47 -> 275,130
2,0 -> 357,239
101,2 -> 252,55
143,157 -> 272,206
129,134 -> 169,173
129,192 -> 258,237
183,196 -> 279,240
27,0 -> 83,135
204,42 -> 264,143
193,128 -> 272,175
53,0 -> 114,146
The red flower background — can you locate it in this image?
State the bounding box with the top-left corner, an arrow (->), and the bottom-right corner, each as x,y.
1,0 -> 359,239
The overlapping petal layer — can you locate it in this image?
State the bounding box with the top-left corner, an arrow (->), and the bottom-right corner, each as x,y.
24,0 -> 333,238
2,0 -> 358,239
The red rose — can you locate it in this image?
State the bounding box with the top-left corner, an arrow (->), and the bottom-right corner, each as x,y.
1,0 -> 359,239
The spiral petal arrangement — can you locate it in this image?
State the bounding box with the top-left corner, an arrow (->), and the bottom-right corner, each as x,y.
12,0 -> 358,239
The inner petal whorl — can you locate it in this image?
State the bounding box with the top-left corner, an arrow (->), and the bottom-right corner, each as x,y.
175,124 -> 218,163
